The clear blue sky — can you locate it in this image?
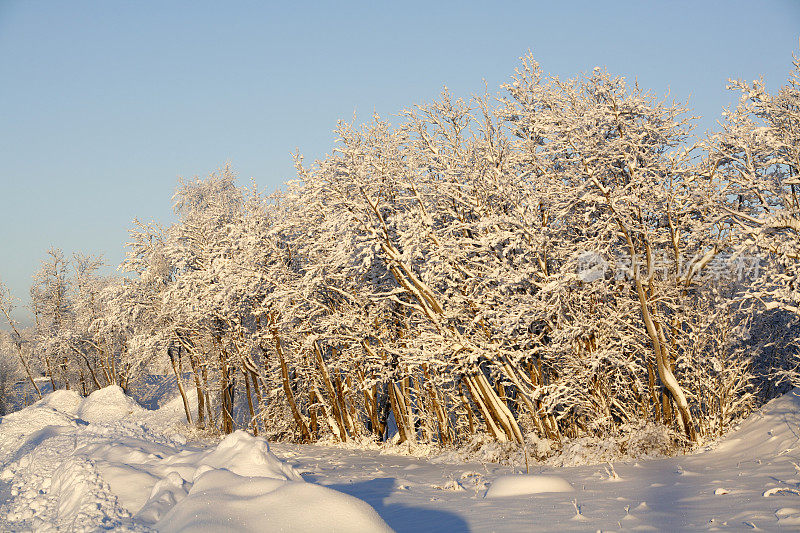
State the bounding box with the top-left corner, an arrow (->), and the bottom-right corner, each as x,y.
1,0 -> 798,326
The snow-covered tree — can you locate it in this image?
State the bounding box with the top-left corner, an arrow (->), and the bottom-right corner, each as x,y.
0,280 -> 42,399
704,53 -> 800,395
707,54 -> 800,314
30,248 -> 73,390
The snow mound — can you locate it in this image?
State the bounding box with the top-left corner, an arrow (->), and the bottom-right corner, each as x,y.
485,474 -> 574,498
76,385 -> 145,424
34,389 -> 83,415
131,432 -> 390,530
710,388 -> 800,461
191,430 -> 302,480
157,468 -> 394,533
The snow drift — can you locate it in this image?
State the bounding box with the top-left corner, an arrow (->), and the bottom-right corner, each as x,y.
484,474 -> 573,498
0,386 -> 392,532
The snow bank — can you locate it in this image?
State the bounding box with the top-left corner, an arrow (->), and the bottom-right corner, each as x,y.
34,388 -> 83,415
76,385 -> 145,424
157,468 -> 393,533
0,387 -> 393,532
484,474 -> 574,498
0,394 -> 85,471
709,388 -> 800,461
189,430 -> 303,480
113,431 -> 392,531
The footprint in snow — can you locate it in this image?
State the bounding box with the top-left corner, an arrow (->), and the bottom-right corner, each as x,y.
431,480 -> 465,491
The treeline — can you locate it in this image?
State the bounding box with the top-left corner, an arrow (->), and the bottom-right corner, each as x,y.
3,53 -> 800,453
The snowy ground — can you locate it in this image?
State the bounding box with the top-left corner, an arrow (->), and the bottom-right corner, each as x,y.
0,388 -> 389,532
2,387 -> 800,531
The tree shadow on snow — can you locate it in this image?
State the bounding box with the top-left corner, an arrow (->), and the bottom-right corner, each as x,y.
637,461 -> 697,530
306,475 -> 471,533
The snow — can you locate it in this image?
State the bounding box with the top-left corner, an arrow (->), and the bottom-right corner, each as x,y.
484,474 -> 573,498
269,389 -> 800,531
0,386 -> 392,532
36,389 -> 82,415
157,469 -> 392,533
3,386 -> 800,531
75,385 -> 144,424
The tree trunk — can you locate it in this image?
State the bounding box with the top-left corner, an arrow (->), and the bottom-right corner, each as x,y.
273,329 -> 311,442
177,332 -> 205,428
308,388 -> 319,439
422,366 -> 450,445
458,380 -> 476,436
250,369 -> 262,434
44,354 -> 57,392
13,342 -> 41,398
462,374 -> 506,442
472,371 -> 525,444
388,380 -> 411,444
635,277 -> 697,441
243,367 -> 257,435
312,342 -> 348,441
